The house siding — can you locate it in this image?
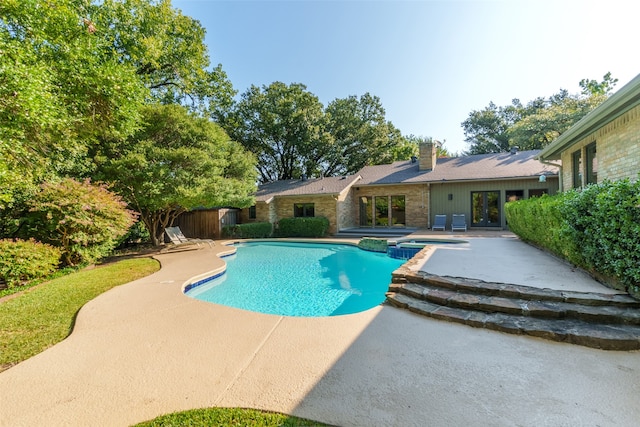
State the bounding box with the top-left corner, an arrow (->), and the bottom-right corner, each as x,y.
561,103 -> 640,189
354,184 -> 430,229
430,178 -> 559,229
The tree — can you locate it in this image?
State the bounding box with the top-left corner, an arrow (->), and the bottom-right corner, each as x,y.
223,82 -> 329,182
400,135 -> 456,159
462,74 -> 617,154
86,0 -> 236,112
22,178 -> 136,266
324,93 -> 398,175
507,90 -> 604,150
461,101 -> 520,154
579,72 -> 618,96
0,0 -> 234,187
97,104 -> 257,246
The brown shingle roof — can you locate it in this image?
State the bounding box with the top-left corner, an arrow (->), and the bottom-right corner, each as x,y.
256,175 -> 361,202
358,149 -> 558,186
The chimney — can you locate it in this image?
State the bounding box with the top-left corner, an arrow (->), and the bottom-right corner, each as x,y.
419,141 -> 438,171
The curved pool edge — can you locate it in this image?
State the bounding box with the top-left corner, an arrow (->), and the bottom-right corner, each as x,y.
181,243 -> 237,293
181,237 -> 419,296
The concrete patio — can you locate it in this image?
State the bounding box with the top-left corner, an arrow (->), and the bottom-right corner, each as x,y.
1,233 -> 639,426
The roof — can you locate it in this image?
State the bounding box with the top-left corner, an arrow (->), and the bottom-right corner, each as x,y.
538,73 -> 640,160
256,175 -> 361,203
358,149 -> 558,186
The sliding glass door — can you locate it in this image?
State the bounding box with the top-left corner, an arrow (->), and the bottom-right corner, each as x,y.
359,195 -> 406,227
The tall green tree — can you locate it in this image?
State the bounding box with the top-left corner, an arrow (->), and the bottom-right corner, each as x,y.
324,93 -> 398,175
223,82 -> 329,182
96,104 -> 257,246
0,0 -> 234,181
462,74 -> 617,154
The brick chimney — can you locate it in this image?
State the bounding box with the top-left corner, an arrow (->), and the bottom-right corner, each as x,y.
419,141 -> 438,171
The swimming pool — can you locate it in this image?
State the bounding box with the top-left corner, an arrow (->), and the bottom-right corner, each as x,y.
185,241 -> 405,317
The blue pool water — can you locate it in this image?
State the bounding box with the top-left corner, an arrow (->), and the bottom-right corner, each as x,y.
185,241 -> 405,317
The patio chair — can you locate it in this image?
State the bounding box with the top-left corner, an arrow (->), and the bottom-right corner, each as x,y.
451,214 -> 467,232
164,226 -> 213,248
432,214 -> 447,231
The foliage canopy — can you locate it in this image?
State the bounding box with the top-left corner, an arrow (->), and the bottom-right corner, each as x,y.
462,74 -> 617,154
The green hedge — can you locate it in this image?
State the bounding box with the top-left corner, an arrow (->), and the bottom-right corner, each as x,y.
276,217 -> 330,238
505,179 -> 640,296
0,239 -> 61,288
222,222 -> 273,239
504,194 -> 580,263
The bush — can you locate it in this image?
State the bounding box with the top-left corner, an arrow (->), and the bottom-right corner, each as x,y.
276,217 -> 330,238
506,179 -> 640,295
222,222 -> 273,239
22,178 -> 137,266
0,239 -> 61,288
560,179 -> 640,291
505,194 -> 580,263
116,220 -> 151,248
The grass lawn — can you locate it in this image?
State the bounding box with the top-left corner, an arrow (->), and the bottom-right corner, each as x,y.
0,255 -> 332,426
134,407 -> 331,426
0,257 -> 159,371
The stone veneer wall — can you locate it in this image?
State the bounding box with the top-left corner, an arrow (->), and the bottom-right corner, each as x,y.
354,184 -> 429,229
560,103 -> 640,190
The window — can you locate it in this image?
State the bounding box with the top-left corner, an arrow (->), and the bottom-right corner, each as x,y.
529,189 -> 548,198
572,150 -> 582,188
294,203 -> 314,218
586,143 -> 597,185
506,190 -> 524,202
248,205 -> 256,219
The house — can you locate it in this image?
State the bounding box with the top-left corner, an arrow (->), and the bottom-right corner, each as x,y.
240,142 -> 559,234
538,73 -> 640,190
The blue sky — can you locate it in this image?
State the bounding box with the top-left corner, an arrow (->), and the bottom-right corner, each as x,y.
172,0 -> 640,155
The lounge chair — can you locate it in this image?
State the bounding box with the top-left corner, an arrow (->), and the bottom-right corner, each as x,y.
451,214 -> 467,232
432,214 -> 447,231
164,226 -> 213,248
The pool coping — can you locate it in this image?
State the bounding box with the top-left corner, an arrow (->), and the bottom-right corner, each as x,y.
2,236 -> 639,427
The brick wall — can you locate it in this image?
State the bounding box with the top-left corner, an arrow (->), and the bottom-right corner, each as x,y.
274,195 -> 339,234
561,104 -> 640,189
354,184 -> 429,228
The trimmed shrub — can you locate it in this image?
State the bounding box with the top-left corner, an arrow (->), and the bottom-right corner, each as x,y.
505,194 -> 580,263
506,179 -> 640,296
22,178 -> 137,266
0,239 -> 61,288
560,179 -> 640,292
276,217 -> 330,238
222,222 -> 273,239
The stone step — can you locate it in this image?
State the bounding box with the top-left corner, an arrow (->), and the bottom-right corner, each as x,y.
386,292 -> 640,351
388,282 -> 640,326
391,271 -> 640,308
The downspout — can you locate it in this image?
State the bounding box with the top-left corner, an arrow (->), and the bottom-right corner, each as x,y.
539,158 -> 563,192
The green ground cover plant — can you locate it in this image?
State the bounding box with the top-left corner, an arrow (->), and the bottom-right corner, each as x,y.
134,407 -> 331,427
0,257 -> 159,371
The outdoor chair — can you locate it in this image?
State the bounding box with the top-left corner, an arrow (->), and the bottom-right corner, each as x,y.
451,214 -> 467,232
164,226 -> 213,249
432,214 -> 447,231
